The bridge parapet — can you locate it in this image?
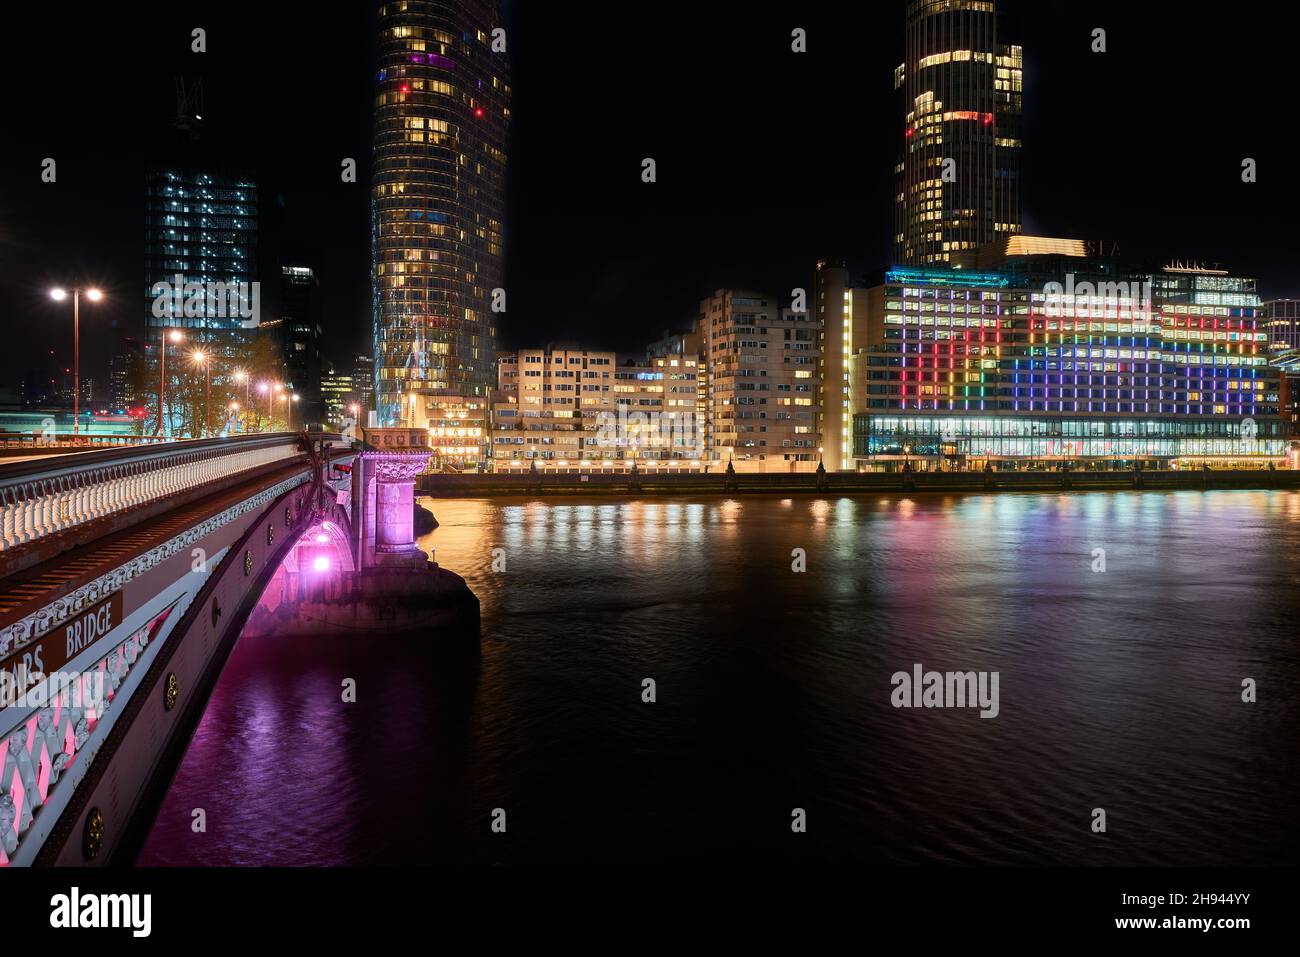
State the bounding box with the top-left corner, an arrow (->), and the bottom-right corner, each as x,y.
0,434 -> 325,557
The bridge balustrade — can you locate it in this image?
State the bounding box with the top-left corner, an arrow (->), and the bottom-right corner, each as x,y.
0,434 -> 311,552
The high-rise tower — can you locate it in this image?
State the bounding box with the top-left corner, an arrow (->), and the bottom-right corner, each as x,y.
371,0 -> 511,426
894,0 -> 1022,266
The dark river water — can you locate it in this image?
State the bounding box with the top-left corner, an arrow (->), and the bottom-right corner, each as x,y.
139,491 -> 1300,866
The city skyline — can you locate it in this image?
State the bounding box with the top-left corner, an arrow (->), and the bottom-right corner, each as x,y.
2,0 -> 1298,396
3,2 -> 1299,930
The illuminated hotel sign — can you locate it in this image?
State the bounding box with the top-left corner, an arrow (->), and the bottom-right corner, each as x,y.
1084,239 -> 1121,258
1163,259 -> 1229,275
0,592 -> 124,700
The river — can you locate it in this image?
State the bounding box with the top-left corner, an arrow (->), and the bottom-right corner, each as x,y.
139,491 -> 1300,865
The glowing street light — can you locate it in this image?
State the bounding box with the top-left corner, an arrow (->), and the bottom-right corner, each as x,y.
190,350 -> 212,437
258,381 -> 274,427
49,286 -> 104,434
280,391 -> 300,430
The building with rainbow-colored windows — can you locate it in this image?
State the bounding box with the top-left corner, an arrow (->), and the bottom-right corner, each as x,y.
837,243 -> 1290,470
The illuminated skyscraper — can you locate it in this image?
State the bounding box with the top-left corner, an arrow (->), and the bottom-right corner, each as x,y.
894,0 -> 1022,266
144,169 -> 259,335
372,0 -> 511,425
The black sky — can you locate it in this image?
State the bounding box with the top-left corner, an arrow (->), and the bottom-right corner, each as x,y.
1,0 -> 1296,390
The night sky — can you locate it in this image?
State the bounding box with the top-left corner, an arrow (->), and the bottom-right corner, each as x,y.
1,0 -> 1295,392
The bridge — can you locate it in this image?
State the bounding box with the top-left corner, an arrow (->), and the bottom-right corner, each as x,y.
0,428 -> 474,866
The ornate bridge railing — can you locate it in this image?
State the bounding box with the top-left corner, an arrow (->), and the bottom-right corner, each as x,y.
0,434 -> 314,553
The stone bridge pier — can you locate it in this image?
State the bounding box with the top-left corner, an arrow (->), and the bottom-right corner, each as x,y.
244,427 -> 477,639
356,428 -> 435,570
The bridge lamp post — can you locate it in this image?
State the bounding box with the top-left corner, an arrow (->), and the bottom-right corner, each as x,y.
290,393 -> 300,431
155,328 -> 185,438
273,383 -> 284,429
49,286 -> 104,435
191,350 -> 211,438
229,401 -> 240,435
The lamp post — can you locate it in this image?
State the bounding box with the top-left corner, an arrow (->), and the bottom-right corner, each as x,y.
256,382 -> 271,431
155,328 -> 184,437
233,369 -> 250,420
50,287 -> 103,435
191,350 -> 211,438
290,393 -> 300,430
229,401 -> 240,435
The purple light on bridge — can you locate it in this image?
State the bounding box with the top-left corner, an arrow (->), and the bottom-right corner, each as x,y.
313,556 -> 331,572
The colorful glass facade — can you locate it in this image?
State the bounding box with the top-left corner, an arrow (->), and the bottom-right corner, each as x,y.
854,268 -> 1288,465
372,0 -> 510,424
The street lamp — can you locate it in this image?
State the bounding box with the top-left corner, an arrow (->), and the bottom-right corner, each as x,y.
279,391 -> 297,430
191,350 -> 211,438
155,328 -> 184,437
256,381 -> 271,431
50,286 -> 104,435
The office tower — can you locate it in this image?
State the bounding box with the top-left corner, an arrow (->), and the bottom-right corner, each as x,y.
279,263 -> 324,423
320,358 -> 355,426
109,337 -> 142,409
352,353 -> 376,414
698,290 -> 822,467
895,0 -> 1022,265
144,169 -> 259,336
1264,299 -> 1300,352
372,0 -> 511,425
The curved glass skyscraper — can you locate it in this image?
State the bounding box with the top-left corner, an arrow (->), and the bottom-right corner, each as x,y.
894,0 -> 1021,266
372,0 -> 510,425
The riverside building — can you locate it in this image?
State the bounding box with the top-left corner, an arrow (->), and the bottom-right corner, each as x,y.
490,348 -> 705,472
698,290 -> 822,470
371,0 -> 510,424
895,0 -> 1022,266
843,243 -> 1289,470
